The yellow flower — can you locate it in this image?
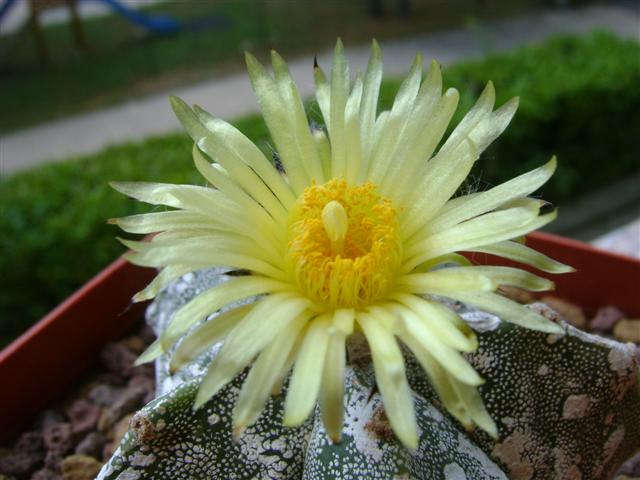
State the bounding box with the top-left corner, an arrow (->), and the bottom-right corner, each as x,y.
112,40 -> 571,449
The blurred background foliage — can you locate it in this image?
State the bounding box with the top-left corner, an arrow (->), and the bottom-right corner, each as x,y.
0,0 -> 540,133
0,1 -> 638,347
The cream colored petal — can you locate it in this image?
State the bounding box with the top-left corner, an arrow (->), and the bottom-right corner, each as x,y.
329,38 -> 350,179
193,105 -> 297,209
233,313 -> 308,433
358,311 -> 419,450
392,305 -> 483,386
170,304 -> 253,373
427,157 -> 557,234
318,313 -> 350,443
460,265 -> 554,291
132,264 -> 197,303
312,128 -> 332,181
403,207 -> 557,273
192,145 -> 283,245
344,74 -> 363,184
198,134 -> 289,226
386,85 -> 459,204
284,314 -> 331,426
413,253 -> 472,272
161,276 -> 291,351
389,293 -> 477,352
245,52 -> 310,194
402,84 -> 519,235
110,181 -> 223,215
270,50 -> 325,184
135,338 -> 164,365
468,240 -> 574,274
399,332 -> 470,425
449,376 -> 497,438
195,293 -> 313,409
400,135 -> 477,237
401,333 -> 495,436
396,269 -> 496,294
359,39 -> 382,162
120,234 -> 283,275
367,54 -> 423,185
313,64 -> 331,133
447,291 -> 564,334
111,211 -> 227,235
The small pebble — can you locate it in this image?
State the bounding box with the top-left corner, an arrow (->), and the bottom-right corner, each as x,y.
0,448 -> 43,478
74,432 -> 107,459
88,384 -> 123,407
121,335 -> 146,354
541,296 -> 587,329
60,454 -> 102,480
613,319 -> 640,343
590,305 -> 626,332
500,286 -> 535,304
100,342 -> 137,379
32,467 -> 63,480
65,400 -> 101,438
42,423 -> 73,456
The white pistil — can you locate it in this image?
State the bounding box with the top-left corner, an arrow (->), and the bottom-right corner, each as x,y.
322,200 -> 348,256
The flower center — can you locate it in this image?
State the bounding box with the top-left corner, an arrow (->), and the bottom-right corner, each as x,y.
287,178 -> 401,308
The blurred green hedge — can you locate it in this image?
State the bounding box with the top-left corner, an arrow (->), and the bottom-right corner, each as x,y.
1,31 -> 638,346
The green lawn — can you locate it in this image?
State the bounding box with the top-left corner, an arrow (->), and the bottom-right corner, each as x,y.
0,0 -> 540,133
1,31 -> 638,347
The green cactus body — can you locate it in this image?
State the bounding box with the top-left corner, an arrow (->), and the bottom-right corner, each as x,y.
99,270 -> 640,480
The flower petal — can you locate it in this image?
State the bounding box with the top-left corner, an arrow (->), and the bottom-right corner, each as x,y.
318,309 -> 353,442
161,276 -> 291,351
427,156 -> 557,234
284,314 -> 331,426
359,39 -> 383,162
245,52 -> 310,194
233,313 -> 308,433
390,293 -> 477,352
468,240 -> 574,274
404,206 -> 557,273
170,304 -> 253,373
461,265 -> 555,291
392,305 -> 483,385
396,269 -> 496,294
193,105 -> 297,209
329,38 -> 350,179
358,311 -> 418,450
447,291 -> 564,334
195,293 -> 313,409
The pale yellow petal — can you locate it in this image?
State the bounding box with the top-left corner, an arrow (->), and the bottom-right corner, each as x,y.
447,291 -> 564,334
233,313 -> 308,433
195,293 -> 313,409
284,314 -> 331,426
170,304 -> 253,373
358,311 -> 418,450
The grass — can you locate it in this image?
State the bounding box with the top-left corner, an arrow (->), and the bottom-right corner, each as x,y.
1,31 -> 639,347
0,0 -> 541,133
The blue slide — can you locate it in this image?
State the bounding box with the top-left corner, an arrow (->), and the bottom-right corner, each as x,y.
0,0 -> 180,33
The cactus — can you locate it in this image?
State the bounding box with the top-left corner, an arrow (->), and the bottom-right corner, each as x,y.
98,269 -> 640,480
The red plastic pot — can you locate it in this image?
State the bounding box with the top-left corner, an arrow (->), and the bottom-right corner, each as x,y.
0,232 -> 638,444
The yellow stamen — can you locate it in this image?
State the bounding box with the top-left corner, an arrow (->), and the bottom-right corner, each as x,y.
287,178 -> 401,308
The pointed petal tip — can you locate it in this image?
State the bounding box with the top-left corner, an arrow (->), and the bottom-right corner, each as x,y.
327,430 -> 342,444
232,424 -> 246,442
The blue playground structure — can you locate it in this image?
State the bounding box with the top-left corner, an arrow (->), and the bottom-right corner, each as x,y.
0,0 -> 180,34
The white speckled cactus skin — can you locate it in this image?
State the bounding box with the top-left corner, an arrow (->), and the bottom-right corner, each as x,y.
98,269 -> 640,480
